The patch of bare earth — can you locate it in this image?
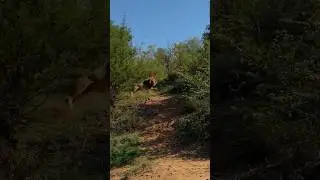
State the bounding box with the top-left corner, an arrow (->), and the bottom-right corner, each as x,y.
111,94 -> 210,180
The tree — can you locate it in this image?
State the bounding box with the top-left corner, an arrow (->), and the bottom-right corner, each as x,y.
155,47 -> 169,72
110,21 -> 136,91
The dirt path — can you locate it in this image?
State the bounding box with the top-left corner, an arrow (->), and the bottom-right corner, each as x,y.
111,94 -> 210,180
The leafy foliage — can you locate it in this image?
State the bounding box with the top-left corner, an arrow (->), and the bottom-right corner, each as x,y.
110,133 -> 141,168
158,26 -> 210,144
213,0 -> 320,178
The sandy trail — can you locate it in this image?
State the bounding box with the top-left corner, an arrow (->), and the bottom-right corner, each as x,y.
111,94 -> 210,180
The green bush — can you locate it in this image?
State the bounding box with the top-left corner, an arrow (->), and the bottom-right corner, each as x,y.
110,133 -> 141,168
110,105 -> 144,134
155,30 -> 210,144
213,0 -> 320,178
175,107 -> 210,144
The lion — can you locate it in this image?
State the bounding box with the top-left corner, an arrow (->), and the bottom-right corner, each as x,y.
131,72 -> 158,95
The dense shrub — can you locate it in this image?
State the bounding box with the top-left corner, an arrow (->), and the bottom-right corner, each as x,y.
160,27 -> 210,144
213,0 -> 320,178
110,133 -> 141,168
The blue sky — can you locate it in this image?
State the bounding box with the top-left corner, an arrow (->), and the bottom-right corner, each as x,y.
110,0 -> 209,49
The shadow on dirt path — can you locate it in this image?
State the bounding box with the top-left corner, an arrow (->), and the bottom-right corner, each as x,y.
111,93 -> 210,180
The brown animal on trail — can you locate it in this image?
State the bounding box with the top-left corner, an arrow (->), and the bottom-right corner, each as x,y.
66,65 -> 115,109
132,72 -> 158,95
